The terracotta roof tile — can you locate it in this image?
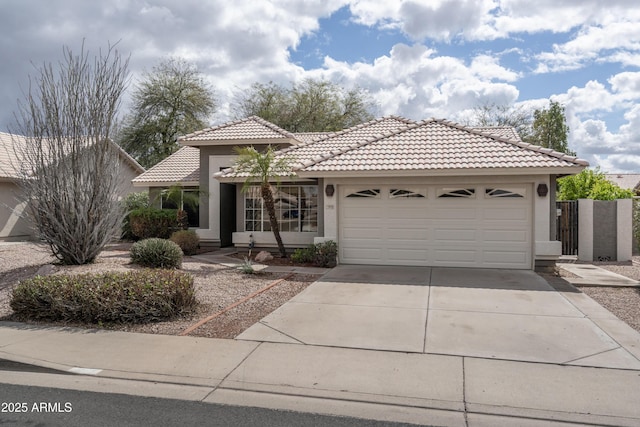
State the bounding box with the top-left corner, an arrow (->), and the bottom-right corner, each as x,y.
179,116 -> 297,144
132,146 -> 199,185
216,116 -> 415,178
297,119 -> 588,173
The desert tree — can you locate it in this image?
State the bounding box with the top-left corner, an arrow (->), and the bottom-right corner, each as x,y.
233,78 -> 375,132
232,146 -> 293,258
118,58 -> 216,168
11,43 -> 130,264
468,102 -> 533,140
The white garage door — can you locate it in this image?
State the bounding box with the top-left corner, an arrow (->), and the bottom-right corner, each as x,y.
339,185 -> 532,269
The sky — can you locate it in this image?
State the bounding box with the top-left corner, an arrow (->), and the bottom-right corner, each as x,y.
1,0 -> 640,172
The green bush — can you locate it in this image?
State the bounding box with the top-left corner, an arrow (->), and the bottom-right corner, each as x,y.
291,240 -> 337,267
130,238 -> 183,269
291,245 -> 315,264
129,208 -> 179,239
170,230 -> 200,255
10,270 -> 197,324
313,240 -> 338,267
121,192 -> 150,240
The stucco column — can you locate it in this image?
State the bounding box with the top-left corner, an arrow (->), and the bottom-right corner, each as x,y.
617,198 -> 632,262
578,198 -> 593,262
315,180 -> 338,244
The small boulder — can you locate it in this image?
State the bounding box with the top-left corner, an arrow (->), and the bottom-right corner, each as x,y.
254,251 -> 274,263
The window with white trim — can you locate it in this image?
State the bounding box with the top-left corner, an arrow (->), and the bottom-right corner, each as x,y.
485,187 -> 526,198
437,188 -> 476,198
244,185 -> 318,232
390,188 -> 426,198
345,189 -> 381,198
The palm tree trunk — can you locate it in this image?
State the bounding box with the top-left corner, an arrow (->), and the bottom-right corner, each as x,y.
261,183 -> 287,257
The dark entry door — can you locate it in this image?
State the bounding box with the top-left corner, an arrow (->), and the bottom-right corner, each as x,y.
219,183 -> 236,247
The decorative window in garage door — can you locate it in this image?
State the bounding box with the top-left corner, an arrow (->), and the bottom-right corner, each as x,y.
390,188 -> 426,198
345,189 -> 381,198
437,188 -> 476,198
485,187 -> 526,198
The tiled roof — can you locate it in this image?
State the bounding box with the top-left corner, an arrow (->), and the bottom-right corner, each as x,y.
293,132 -> 332,143
296,118 -> 588,173
472,126 -> 522,141
0,132 -> 25,179
132,146 -> 200,185
606,174 -> 640,191
0,132 -> 144,180
216,116 -> 415,178
179,116 -> 298,145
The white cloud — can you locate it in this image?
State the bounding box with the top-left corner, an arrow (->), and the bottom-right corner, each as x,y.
535,21 -> 640,73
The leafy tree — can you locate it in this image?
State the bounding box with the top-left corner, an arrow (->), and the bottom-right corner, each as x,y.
231,146 -> 293,257
469,102 -> 533,140
557,168 -> 634,200
11,43 -> 129,264
118,58 -> 216,168
530,100 -> 574,155
233,78 -> 375,132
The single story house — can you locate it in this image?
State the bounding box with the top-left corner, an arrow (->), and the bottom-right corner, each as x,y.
133,115 -> 588,270
0,132 -> 145,241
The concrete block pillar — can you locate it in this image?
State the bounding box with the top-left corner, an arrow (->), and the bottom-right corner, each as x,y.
617,198 -> 633,262
578,199 -> 593,262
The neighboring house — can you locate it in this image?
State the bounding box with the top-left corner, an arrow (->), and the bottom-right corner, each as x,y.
605,174 -> 640,195
133,115 -> 587,270
0,132 -> 145,241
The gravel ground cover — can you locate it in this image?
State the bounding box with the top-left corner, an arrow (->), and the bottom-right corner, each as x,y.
0,242 -> 315,338
2,242 -> 640,337
569,258 -> 640,333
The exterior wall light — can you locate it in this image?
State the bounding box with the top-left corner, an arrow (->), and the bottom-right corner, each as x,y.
537,183 -> 548,197
325,184 -> 335,197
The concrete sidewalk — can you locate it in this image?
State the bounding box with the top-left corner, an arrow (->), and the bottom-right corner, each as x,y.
1,321 -> 639,426
558,263 -> 640,286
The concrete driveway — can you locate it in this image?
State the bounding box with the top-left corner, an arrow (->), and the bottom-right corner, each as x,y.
237,265 -> 640,369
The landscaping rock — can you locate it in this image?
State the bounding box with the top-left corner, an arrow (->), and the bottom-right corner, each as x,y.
254,251 -> 274,263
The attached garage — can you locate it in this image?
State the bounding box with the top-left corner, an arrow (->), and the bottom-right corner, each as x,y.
339,184 -> 533,269
212,116 -> 587,270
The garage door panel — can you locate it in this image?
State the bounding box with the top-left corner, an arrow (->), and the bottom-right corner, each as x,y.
483,250 -> 528,265
434,249 -> 478,263
341,227 -> 384,240
387,228 -> 429,240
387,248 -> 429,262
339,184 -> 532,269
433,208 -> 477,219
343,207 -> 380,219
482,230 -> 528,242
434,228 -> 478,242
482,207 -> 528,220
342,248 -> 383,263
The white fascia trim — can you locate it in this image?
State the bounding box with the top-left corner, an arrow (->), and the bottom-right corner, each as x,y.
132,180 -> 199,188
295,166 -> 586,179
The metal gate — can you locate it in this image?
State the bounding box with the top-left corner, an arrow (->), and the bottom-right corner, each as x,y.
556,201 -> 578,255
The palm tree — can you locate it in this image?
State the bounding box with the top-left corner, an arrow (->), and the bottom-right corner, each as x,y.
232,146 -> 292,257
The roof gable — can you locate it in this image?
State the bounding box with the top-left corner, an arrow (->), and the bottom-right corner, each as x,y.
132,146 -> 200,186
295,118 -> 588,174
179,116 -> 299,146
0,132 -> 144,180
215,115 -> 416,179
